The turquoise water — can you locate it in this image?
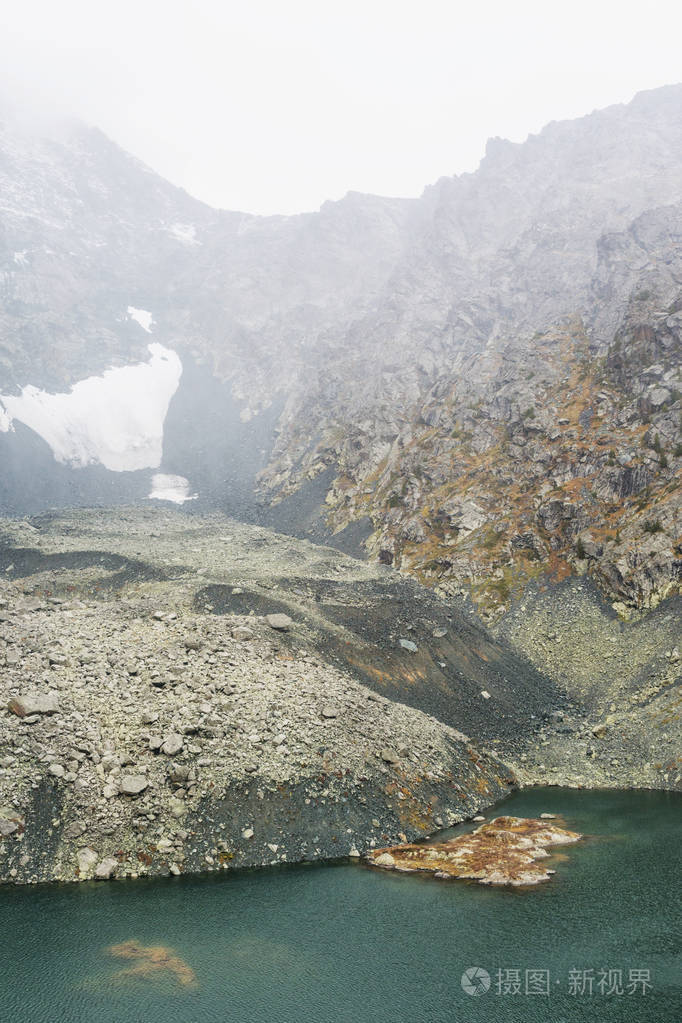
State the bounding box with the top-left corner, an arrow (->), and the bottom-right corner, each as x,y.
0,788 -> 679,1023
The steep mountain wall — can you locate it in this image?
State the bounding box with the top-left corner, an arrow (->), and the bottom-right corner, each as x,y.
0,85 -> 681,613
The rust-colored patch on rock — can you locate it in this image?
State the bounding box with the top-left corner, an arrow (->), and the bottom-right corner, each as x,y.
107,940 -> 197,987
367,815 -> 582,886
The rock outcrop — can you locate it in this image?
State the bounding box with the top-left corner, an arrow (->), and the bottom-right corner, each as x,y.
367,815 -> 582,885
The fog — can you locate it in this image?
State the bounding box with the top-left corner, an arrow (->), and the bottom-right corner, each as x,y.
1,1 -> 682,214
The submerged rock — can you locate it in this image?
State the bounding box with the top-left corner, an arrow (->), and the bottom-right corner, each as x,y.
108,940 -> 197,987
366,816 -> 582,886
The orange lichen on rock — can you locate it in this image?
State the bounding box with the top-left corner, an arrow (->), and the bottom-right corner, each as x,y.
367,815 -> 582,886
108,940 -> 197,987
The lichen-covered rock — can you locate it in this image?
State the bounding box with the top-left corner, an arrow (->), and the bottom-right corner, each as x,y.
367,816 -> 582,886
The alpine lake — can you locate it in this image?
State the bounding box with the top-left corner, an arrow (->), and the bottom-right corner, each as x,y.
1,787 -> 679,1023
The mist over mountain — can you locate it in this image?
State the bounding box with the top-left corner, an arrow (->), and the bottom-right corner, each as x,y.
1,84 -> 680,611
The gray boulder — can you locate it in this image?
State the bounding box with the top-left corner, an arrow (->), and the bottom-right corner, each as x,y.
161,733 -> 184,756
119,775 -> 149,796
95,857 -> 118,880
380,748 -> 401,765
0,817 -> 20,837
266,613 -> 293,631
399,638 -> 418,653
7,692 -> 60,717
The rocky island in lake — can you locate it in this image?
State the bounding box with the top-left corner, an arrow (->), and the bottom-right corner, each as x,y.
368,815 -> 583,885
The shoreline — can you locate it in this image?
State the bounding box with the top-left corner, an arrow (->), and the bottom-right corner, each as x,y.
2,780 -> 680,889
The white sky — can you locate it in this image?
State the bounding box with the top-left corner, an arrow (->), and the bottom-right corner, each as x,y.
1,0 -> 681,215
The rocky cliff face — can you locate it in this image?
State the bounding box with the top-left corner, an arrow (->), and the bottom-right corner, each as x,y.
1,86 -> 681,614
254,87 -> 682,618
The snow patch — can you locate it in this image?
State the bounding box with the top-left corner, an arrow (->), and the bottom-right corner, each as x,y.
0,344 -> 182,471
148,474 -> 197,504
167,222 -> 199,245
127,306 -> 154,333
13,251 -> 29,266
